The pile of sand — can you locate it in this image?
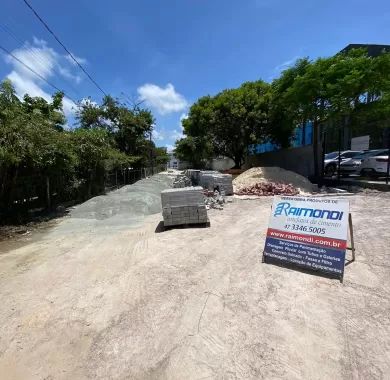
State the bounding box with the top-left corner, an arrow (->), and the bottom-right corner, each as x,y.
233,167 -> 315,194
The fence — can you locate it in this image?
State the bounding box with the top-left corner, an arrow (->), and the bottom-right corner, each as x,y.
104,166 -> 166,191
0,165 -> 166,223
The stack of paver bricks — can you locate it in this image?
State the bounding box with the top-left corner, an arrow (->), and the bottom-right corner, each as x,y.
161,187 -> 208,227
199,172 -> 234,195
184,169 -> 201,186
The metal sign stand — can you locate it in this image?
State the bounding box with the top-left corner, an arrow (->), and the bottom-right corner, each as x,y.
340,213 -> 355,283
263,208 -> 356,283
347,213 -> 356,261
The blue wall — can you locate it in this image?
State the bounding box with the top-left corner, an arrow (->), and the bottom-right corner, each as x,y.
291,121 -> 313,148
248,122 -> 313,156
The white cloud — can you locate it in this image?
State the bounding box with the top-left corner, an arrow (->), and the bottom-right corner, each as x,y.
2,38 -> 86,117
171,128 -> 183,141
165,144 -> 174,152
179,113 -> 188,131
62,97 -> 77,116
7,70 -> 49,101
137,83 -> 188,115
152,128 -> 165,141
268,55 -> 302,81
5,42 -> 57,81
274,56 -> 300,72
65,52 -> 87,66
58,66 -> 82,84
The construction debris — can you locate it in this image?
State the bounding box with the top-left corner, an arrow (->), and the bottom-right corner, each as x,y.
204,190 -> 225,210
235,182 -> 299,196
199,172 -> 234,195
161,187 -> 208,227
172,174 -> 192,188
233,167 -> 315,193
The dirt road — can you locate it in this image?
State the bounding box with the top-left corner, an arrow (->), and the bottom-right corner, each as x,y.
0,191 -> 389,379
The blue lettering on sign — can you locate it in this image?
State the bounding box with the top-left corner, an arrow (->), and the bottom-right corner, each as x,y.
274,202 -> 343,220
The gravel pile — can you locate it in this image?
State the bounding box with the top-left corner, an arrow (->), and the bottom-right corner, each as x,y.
233,167 -> 315,193
53,173 -> 176,234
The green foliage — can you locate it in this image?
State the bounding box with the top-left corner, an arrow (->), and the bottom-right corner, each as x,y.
0,81 -> 73,172
76,95 -> 155,161
154,146 -> 170,166
175,136 -> 213,169
176,49 -> 390,169
70,127 -> 110,169
0,80 -> 165,215
177,81 -> 274,168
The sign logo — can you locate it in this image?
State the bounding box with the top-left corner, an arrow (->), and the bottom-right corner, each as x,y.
274,202 -> 344,221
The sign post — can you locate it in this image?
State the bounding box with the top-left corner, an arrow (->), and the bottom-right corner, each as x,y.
263,196 -> 350,282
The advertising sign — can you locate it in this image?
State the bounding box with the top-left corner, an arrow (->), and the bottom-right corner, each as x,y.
263,196 -> 350,278
351,135 -> 370,151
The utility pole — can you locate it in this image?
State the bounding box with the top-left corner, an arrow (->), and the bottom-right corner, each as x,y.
337,126 -> 342,183
320,128 -> 326,187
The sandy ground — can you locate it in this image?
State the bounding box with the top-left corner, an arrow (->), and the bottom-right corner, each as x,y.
0,191 -> 389,379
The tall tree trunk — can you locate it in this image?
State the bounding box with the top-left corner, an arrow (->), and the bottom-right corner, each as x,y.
46,175 -> 51,209
233,155 -> 241,169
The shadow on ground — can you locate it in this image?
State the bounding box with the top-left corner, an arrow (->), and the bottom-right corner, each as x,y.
155,220 -> 211,233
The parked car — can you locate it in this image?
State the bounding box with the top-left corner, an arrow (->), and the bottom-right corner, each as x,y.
339,149 -> 388,176
360,151 -> 390,177
324,151 -> 361,176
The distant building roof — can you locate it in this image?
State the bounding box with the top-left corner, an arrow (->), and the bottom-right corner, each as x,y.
340,44 -> 390,57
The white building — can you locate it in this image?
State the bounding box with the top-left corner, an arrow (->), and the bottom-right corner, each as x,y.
167,153 -> 190,170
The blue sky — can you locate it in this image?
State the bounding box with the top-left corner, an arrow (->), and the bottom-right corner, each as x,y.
1,0 -> 390,150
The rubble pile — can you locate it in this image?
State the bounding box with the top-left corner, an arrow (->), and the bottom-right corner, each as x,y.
172,175 -> 192,188
203,190 -> 225,210
235,182 -> 299,196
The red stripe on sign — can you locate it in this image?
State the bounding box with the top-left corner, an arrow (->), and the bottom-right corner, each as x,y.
267,228 -> 347,250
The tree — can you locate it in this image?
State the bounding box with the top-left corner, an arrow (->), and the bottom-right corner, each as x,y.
0,81 -> 75,209
174,96 -> 215,167
176,81 -> 273,168
0,79 -> 166,219
175,136 -> 213,168
76,95 -> 155,166
70,127 -> 112,197
154,146 -> 170,166
211,81 -> 271,167
269,58 -> 311,147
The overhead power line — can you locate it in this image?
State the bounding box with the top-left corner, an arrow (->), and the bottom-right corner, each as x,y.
0,21 -> 81,98
22,0 -> 107,97
0,44 -> 78,105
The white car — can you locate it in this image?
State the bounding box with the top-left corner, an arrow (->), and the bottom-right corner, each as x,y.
339,149 -> 388,176
360,152 -> 390,177
324,150 -> 361,176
